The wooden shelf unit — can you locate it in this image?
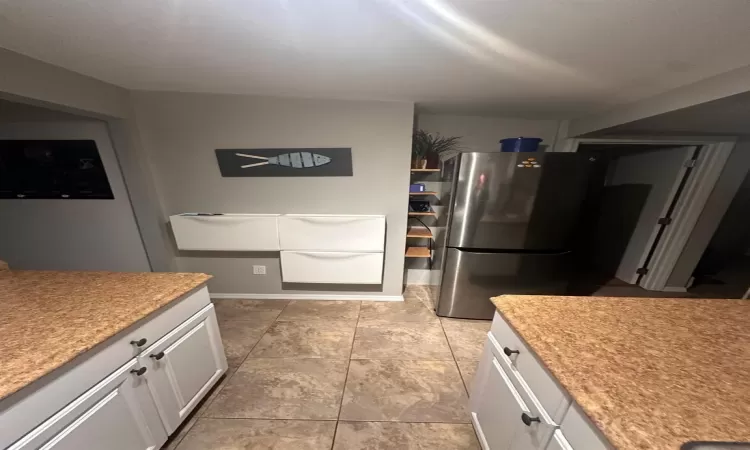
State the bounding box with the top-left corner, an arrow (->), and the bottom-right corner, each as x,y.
405,246 -> 431,258
409,191 -> 437,196
408,211 -> 437,217
410,168 -> 440,173
406,227 -> 432,239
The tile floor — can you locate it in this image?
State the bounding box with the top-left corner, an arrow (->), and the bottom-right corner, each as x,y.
162,285 -> 490,450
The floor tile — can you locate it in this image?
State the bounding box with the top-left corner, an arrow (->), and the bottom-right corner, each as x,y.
249,320 -> 356,358
276,300 -> 361,321
333,422 -> 480,450
162,370 -> 236,449
197,368 -> 237,417
213,299 -> 288,322
440,318 -> 491,361
404,285 -> 438,311
351,321 -> 453,360
163,415 -> 198,450
340,359 -> 470,422
359,296 -> 438,325
456,360 -> 478,395
205,358 -> 349,420
218,318 -> 276,367
176,419 -> 336,450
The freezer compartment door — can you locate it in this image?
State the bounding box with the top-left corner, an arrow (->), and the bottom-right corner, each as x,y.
448,152 -> 592,250
437,248 -> 572,319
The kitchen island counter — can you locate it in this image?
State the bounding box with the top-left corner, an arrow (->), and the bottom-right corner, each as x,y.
488,295 -> 750,450
0,270 -> 211,401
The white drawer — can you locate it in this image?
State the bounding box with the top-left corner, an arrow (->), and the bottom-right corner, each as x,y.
490,312 -> 570,422
560,403 -> 610,450
278,215 -> 385,251
280,251 -> 383,284
471,341 -> 556,450
170,214 -> 280,251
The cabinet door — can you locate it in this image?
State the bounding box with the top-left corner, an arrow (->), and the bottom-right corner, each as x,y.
546,431 -> 574,450
139,304 -> 227,434
472,348 -> 553,450
9,359 -> 166,450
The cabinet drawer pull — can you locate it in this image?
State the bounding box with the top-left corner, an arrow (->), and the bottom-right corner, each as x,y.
521,412 -> 541,426
130,338 -> 148,347
130,367 -> 147,376
150,351 -> 166,360
503,347 -> 520,357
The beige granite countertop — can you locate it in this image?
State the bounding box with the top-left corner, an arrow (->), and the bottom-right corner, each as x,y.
490,295 -> 750,450
0,270 -> 211,401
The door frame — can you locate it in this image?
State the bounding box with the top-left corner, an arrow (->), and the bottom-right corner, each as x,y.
556,137 -> 736,291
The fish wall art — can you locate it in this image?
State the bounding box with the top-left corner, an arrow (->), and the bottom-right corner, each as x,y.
215,148 -> 353,177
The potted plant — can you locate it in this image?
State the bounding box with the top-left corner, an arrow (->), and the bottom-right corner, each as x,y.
412,129 -> 462,168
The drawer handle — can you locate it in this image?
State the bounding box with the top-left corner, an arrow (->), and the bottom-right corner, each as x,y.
150,351 -> 166,360
521,412 -> 541,426
130,338 -> 148,347
130,367 -> 147,377
503,347 -> 520,357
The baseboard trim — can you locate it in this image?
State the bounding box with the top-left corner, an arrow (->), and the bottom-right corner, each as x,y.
210,293 -> 404,301
661,286 -> 688,293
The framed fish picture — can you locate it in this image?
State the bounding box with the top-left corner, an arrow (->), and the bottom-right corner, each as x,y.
215,148 -> 353,177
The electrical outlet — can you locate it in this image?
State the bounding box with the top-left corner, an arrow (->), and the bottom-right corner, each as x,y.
252,265 -> 266,275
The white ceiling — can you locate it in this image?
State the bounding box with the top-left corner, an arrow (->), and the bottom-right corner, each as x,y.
1,0 -> 750,118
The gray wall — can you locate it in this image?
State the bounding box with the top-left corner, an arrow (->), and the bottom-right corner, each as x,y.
666,140 -> 750,287
0,49 -> 173,272
132,91 -> 414,296
0,120 -> 151,272
417,114 -> 561,152
0,47 -> 131,119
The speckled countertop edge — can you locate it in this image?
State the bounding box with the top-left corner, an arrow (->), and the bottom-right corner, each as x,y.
490,295 -> 750,450
0,271 -> 212,401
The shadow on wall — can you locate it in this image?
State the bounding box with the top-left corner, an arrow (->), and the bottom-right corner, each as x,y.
569,184 -> 651,295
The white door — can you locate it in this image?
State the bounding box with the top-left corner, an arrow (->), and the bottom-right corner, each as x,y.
9,359 -> 166,450
471,345 -> 554,450
0,121 -> 150,271
138,304 -> 227,434
609,146 -> 697,283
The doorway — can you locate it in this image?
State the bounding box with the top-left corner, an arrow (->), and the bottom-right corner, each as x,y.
562,138 -> 735,296
687,168 -> 750,298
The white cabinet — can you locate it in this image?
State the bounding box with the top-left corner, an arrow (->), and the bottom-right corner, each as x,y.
138,304 -> 227,434
490,312 -> 570,422
558,404 -> 609,450
278,215 -> 385,251
2,286 -> 228,450
546,431 -> 573,450
170,214 -> 280,251
472,342 -> 555,450
473,312 -> 613,450
8,359 -> 166,450
280,251 -> 384,284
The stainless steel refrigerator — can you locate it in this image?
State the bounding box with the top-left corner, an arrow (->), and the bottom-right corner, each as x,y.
434,152 -> 593,319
